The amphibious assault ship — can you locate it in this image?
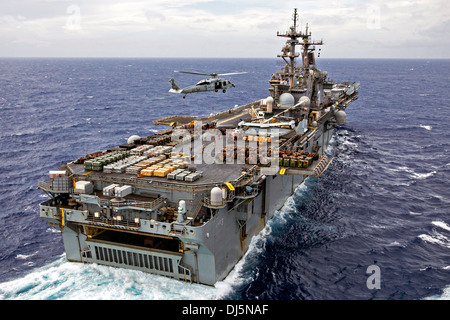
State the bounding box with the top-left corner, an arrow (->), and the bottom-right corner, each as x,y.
38,9 -> 359,285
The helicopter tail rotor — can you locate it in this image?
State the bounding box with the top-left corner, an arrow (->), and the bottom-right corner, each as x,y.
168,78 -> 182,93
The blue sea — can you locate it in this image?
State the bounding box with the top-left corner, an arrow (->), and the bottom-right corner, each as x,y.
0,58 -> 449,300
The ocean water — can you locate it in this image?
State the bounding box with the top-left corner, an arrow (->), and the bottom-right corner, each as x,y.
0,58 -> 449,300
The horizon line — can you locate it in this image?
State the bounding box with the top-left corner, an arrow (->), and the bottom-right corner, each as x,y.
0,56 -> 449,60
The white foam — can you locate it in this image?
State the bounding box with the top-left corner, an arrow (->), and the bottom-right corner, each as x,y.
392,166 -> 436,180
424,285 -> 450,300
386,241 -> 404,247
432,221 -> 450,232
418,231 -> 450,249
419,124 -> 432,131
0,255 -> 218,300
341,139 -> 358,148
411,171 -> 436,179
45,228 -> 61,233
16,251 -> 38,260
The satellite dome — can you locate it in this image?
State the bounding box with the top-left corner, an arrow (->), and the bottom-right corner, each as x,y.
127,135 -> 140,144
279,93 -> 295,108
210,187 -> 223,206
266,96 -> 274,104
298,96 -> 310,108
335,110 -> 347,125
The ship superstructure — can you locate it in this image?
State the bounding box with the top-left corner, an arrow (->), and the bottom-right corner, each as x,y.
38,9 -> 359,285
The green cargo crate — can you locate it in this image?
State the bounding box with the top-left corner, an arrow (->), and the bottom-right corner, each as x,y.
290,158 -> 297,167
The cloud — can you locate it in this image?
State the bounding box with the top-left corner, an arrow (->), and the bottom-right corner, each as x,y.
0,0 -> 448,58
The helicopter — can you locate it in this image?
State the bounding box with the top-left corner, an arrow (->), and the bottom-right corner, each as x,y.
169,71 -> 247,98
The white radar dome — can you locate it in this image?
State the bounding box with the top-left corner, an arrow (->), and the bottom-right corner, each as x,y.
279,93 -> 295,109
210,187 -> 223,206
335,110 -> 347,125
127,135 -> 140,144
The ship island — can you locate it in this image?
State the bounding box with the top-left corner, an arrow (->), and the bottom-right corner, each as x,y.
38,9 -> 359,286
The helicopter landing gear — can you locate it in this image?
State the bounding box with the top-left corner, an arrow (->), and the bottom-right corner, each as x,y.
215,90 -> 218,92
183,95 -> 186,99
223,90 -> 226,93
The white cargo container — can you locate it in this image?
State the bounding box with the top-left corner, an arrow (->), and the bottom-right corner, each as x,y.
74,181 -> 93,194
49,170 -> 66,178
115,185 -> 132,198
103,184 -> 119,196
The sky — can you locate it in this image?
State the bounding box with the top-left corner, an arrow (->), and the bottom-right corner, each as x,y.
0,0 -> 448,58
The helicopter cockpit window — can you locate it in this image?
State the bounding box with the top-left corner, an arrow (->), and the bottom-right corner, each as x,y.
197,81 -> 208,85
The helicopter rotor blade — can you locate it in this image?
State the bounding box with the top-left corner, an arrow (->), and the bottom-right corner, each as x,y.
216,72 -> 248,76
174,70 -> 212,76
174,70 -> 247,77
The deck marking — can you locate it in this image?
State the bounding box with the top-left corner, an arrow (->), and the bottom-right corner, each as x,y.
216,111 -> 249,125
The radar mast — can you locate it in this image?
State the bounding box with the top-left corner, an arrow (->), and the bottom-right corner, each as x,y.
276,8 -> 323,90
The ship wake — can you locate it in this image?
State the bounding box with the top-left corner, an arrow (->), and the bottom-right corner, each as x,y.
0,255 -> 216,300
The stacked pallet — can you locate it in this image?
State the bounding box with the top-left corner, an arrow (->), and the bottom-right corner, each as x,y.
168,169 -> 203,182
125,165 -> 142,175
278,150 -> 319,168
130,145 -> 154,156
143,145 -> 173,157
84,151 -> 130,171
103,155 -> 147,173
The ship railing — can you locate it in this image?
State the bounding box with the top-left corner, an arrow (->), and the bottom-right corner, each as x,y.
98,198 -> 110,207
234,165 -> 260,187
186,198 -> 203,220
223,189 -> 235,202
202,197 -> 226,209
111,197 -> 165,210
80,173 -> 235,194
97,197 -> 165,211
37,179 -> 73,194
312,156 -> 333,177
170,223 -> 186,235
235,186 -> 260,199
86,214 -> 140,229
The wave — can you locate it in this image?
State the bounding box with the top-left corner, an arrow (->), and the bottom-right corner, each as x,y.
0,255 -> 217,300
419,125 -> 432,131
412,171 -> 437,179
418,231 -> 450,249
15,251 -> 39,260
215,182 -> 309,299
424,285 -> 450,300
387,166 -> 436,180
432,221 -> 450,232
